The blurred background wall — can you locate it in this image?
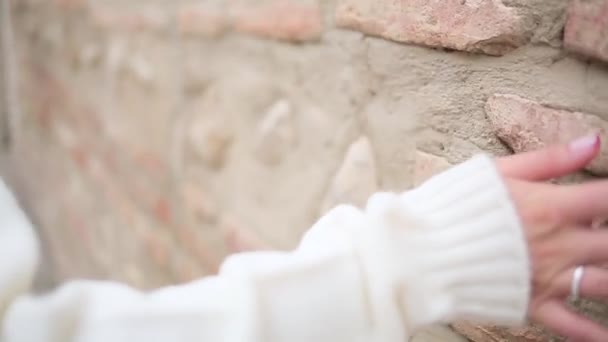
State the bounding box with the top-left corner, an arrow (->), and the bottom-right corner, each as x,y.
1,0 -> 608,340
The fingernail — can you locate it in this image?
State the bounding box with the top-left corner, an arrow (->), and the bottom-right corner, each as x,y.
569,134 -> 599,153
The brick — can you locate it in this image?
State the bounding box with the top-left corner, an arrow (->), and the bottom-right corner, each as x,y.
141,230 -> 172,269
564,0 -> 608,63
413,151 -> 451,186
172,225 -> 221,273
180,183 -> 219,223
153,198 -> 172,225
221,216 -> 271,253
133,150 -> 166,176
91,6 -> 170,33
321,136 -> 378,214
178,4 -> 228,37
486,94 -> 608,176
254,99 -> 297,165
173,253 -> 205,283
94,144 -> 170,225
230,0 -> 323,42
335,0 -> 526,56
69,146 -> 90,170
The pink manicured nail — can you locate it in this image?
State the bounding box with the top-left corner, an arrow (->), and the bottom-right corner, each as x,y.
569,135 -> 600,153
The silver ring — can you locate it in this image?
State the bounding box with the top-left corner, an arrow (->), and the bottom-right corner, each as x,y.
571,266 -> 585,300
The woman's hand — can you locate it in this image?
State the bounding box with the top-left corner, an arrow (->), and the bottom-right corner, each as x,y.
497,135 -> 608,341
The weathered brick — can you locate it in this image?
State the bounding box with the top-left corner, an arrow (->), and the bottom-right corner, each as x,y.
230,0 -> 323,42
413,151 -> 451,186
173,253 -> 206,283
335,0 -> 526,55
564,0 -> 608,63
321,137 -> 378,214
172,224 -> 221,274
221,216 -> 271,253
141,230 -> 172,269
93,144 -> 170,227
133,150 -> 166,176
153,198 -> 172,225
178,4 -> 228,37
486,94 -> 608,175
180,183 -> 219,223
91,6 -> 170,33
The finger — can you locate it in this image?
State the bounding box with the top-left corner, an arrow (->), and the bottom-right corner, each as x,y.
496,135 -> 600,181
563,230 -> 608,266
556,266 -> 608,299
552,181 -> 608,223
535,300 -> 608,342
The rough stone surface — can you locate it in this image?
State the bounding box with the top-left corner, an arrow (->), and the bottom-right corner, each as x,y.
188,117 -> 233,169
564,0 -> 608,63
413,151 -> 452,186
321,137 -> 378,214
452,322 -> 555,342
254,99 -> 297,165
230,0 -> 323,42
486,94 -> 608,175
125,54 -> 155,87
412,325 -> 468,342
335,0 -> 527,55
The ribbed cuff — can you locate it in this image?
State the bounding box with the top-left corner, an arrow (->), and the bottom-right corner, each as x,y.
0,179 -> 39,321
355,154 -> 530,335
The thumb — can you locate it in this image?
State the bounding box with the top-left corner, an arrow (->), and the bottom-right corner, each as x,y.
496,135 -> 600,181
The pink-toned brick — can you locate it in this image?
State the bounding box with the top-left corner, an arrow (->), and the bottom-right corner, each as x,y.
230,0 -> 323,42
173,253 -> 205,283
141,230 -> 172,269
91,6 -> 170,33
178,4 -> 228,37
335,0 -> 526,56
180,183 -> 219,223
153,198 -> 172,225
486,94 -> 608,175
564,0 -> 608,63
221,216 -> 271,253
172,225 -> 221,274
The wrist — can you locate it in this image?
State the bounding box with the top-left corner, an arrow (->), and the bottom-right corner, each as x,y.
355,155 -> 531,333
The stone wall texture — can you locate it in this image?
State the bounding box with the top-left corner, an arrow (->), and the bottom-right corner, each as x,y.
2,0 -> 608,341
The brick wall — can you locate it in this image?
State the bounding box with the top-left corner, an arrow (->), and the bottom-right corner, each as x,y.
4,0 -> 608,340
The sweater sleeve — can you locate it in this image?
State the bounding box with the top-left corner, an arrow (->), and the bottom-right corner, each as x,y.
0,154 -> 530,342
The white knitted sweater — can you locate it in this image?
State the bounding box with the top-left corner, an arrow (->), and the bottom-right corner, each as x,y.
0,155 -> 530,341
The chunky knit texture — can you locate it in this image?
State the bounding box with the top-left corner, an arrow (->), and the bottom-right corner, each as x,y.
0,155 -> 529,342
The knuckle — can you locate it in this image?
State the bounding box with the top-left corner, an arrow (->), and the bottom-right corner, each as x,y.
532,204 -> 563,227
